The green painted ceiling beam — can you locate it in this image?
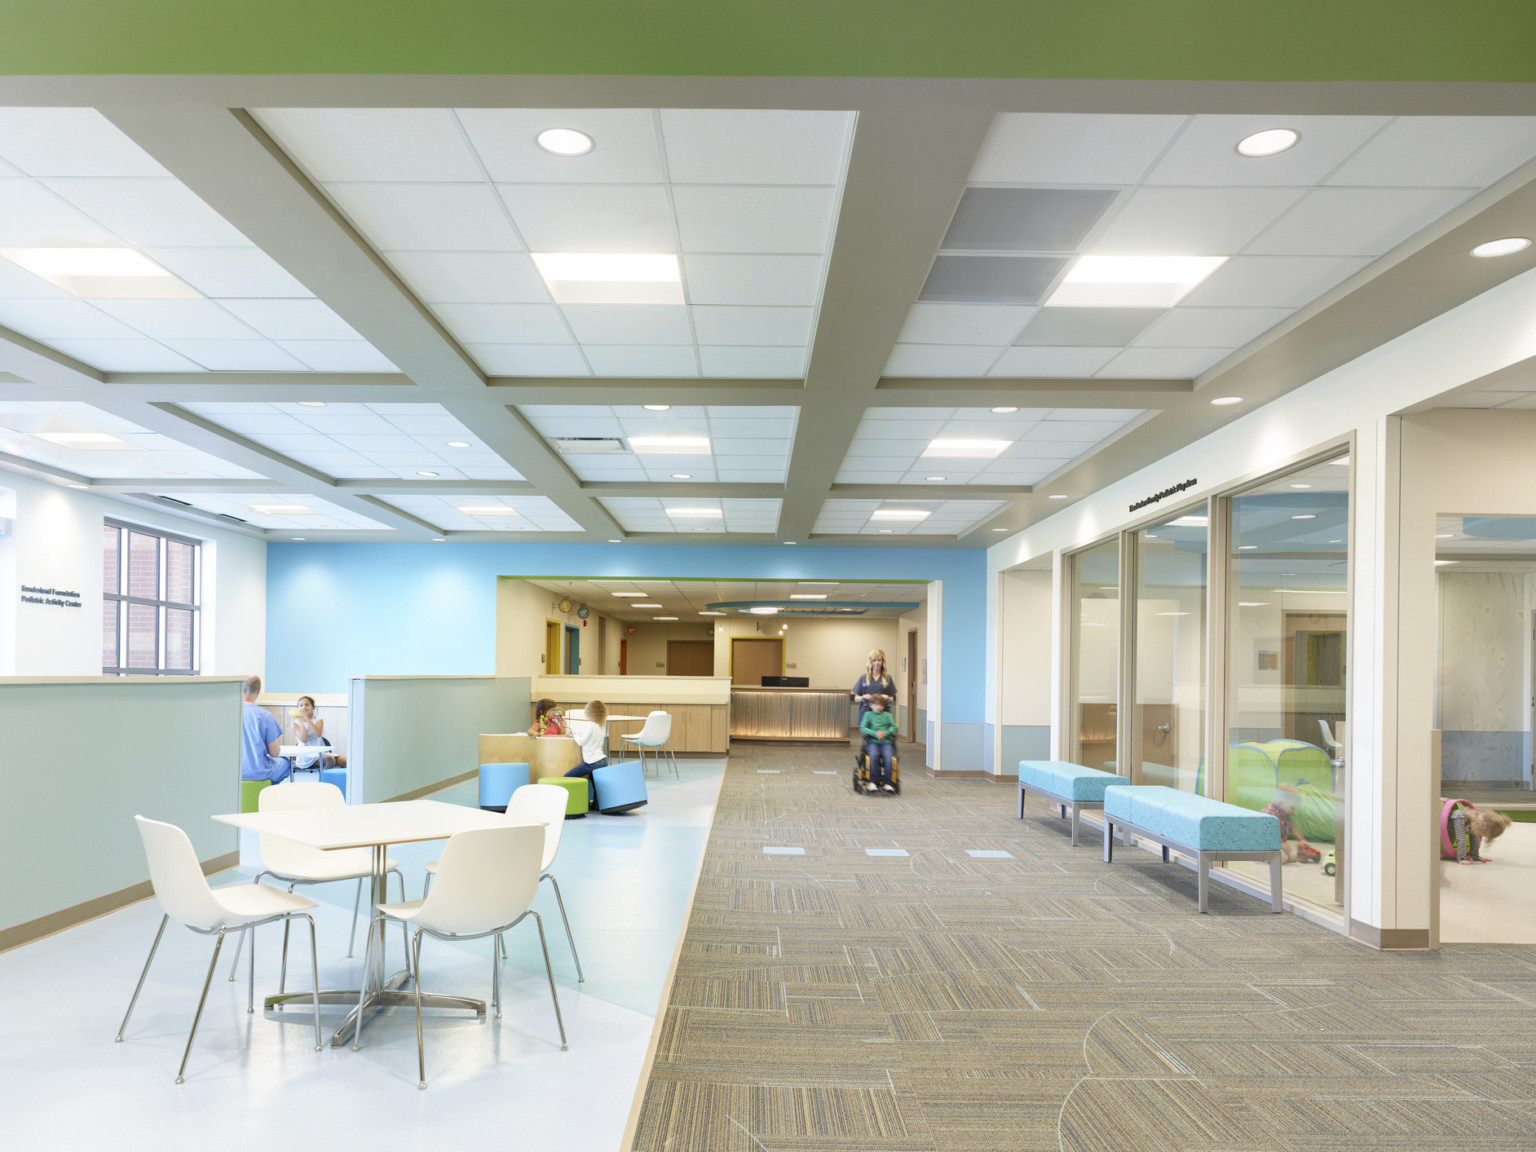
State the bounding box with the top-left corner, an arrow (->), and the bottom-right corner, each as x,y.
5,1 -> 1535,81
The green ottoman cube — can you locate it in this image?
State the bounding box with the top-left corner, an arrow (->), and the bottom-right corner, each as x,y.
544,776 -> 589,819
240,778 -> 270,813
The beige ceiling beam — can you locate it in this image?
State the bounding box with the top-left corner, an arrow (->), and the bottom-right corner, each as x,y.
776,102 -> 997,539
830,484 -> 1030,498
870,378 -> 1194,407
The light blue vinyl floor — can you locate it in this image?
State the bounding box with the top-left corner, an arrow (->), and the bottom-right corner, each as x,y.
1,758 -> 723,1151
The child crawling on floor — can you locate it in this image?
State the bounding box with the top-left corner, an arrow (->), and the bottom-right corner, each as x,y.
1450,806 -> 1511,865
1263,784 -> 1320,863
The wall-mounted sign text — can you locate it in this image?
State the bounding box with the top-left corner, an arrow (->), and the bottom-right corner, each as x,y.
1129,479 -> 1197,514
21,584 -> 82,608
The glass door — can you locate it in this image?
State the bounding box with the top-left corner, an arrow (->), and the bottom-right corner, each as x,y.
1132,508 -> 1207,791
1070,538 -> 1120,771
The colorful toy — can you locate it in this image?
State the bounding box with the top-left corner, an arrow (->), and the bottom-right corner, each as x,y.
1321,850 -> 1336,876
1439,797 -> 1475,859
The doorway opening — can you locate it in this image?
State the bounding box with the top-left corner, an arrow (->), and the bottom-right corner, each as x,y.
545,619 -> 562,673
565,625 -> 580,675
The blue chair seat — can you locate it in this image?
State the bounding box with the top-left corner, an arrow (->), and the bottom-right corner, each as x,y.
592,761 -> 648,814
478,762 -> 531,812
1018,760 -> 1125,802
319,766 -> 347,799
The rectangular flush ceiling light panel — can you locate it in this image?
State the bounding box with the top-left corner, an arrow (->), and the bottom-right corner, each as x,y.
836,406 -> 1144,487
0,109 -> 397,374
520,404 -> 798,483
384,494 -> 582,532
598,496 -> 782,534
813,499 -> 1005,535
183,401 -> 522,480
151,492 -> 392,531
941,189 -> 1117,253
256,107 -> 851,382
0,400 -> 264,479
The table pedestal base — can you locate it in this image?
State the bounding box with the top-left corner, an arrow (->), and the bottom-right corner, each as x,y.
266,968 -> 487,1048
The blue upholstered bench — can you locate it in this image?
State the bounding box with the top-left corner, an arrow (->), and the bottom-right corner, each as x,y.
1017,760 -> 1128,846
1102,786 -> 1283,914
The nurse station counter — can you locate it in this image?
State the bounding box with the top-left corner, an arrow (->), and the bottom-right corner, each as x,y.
729,684 -> 850,742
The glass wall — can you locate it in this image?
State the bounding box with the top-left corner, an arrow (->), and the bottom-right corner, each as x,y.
1224,455 -> 1350,910
1070,538 -> 1120,772
1132,509 -> 1207,790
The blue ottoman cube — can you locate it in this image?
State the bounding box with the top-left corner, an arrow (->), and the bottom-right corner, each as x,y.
592,760 -> 648,815
479,762 -> 531,812
319,766 -> 348,799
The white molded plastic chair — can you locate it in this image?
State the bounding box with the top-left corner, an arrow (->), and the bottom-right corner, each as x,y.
225,781 -> 407,984
621,712 -> 677,778
649,709 -> 681,777
353,824 -> 567,1088
1317,719 -> 1340,755
117,816 -> 322,1083
424,783 -> 582,981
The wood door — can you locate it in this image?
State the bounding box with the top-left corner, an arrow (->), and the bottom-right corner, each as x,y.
905,629 -> 918,742
545,620 -> 562,673
731,638 -> 783,686
667,640 -> 714,676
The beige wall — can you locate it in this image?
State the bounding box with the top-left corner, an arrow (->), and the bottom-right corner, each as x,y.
706,615 -> 899,689
626,621 -> 715,673
495,578 -> 622,678
1000,570 -> 1052,727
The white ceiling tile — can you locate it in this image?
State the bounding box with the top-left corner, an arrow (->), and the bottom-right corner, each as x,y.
324,183 -> 522,252
142,247 -> 314,299
1095,347 -> 1229,378
563,304 -> 692,345
387,252 -> 549,303
1178,255 -> 1371,308
895,303 -> 1035,345
0,298 -> 142,340
276,341 -> 399,372
255,108 -> 480,182
1089,187 -> 1303,255
697,346 -> 805,378
883,344 -> 1001,377
161,340 -> 309,371
1245,187 -> 1470,256
0,180 -> 119,246
46,339 -> 201,372
672,186 -> 836,254
690,306 -> 811,346
433,303 -> 571,345
0,109 -> 171,178
1018,421 -> 1123,442
988,346 -> 1116,376
217,299 -> 363,340
0,255 -> 70,299
466,344 -> 590,376
660,110 -> 851,185
705,415 -> 797,437
92,299 -> 259,340
1134,307 -> 1292,348
1326,116 -> 1536,188
583,345 -> 698,377
456,108 -> 663,184
499,184 -> 675,252
1145,115 -> 1388,187
683,255 -> 823,306
41,179 -> 250,246
969,113 -> 1185,184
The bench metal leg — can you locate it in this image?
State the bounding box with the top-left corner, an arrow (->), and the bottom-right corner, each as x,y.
1017,785 -> 1025,819
1162,844 -> 1170,864
1103,818 -> 1113,863
1059,803 -> 1066,819
1069,802 -> 1080,847
1268,855 -> 1283,913
1197,855 -> 1210,913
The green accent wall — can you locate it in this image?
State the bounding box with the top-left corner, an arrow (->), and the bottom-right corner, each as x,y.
4,1 -> 1535,80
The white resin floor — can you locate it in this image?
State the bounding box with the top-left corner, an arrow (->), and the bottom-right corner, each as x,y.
1440,820 -> 1536,943
0,762 -> 723,1152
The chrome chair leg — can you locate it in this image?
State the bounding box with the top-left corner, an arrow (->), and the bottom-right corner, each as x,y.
226,870 -> 271,980
391,868 -> 410,966
531,911 -> 568,1050
278,882 -> 295,994
542,872 -> 584,981
351,912 -> 382,1051
177,928 -> 226,1084
116,914 -> 168,1042
304,915 -> 322,1050
491,935 -> 502,1019
347,877 -> 363,957
247,923 -> 256,1012
413,930 -> 427,1089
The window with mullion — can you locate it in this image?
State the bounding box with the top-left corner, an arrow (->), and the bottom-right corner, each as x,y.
103,519 -> 201,676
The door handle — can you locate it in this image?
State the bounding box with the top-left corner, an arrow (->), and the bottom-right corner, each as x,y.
1155,724 -> 1171,734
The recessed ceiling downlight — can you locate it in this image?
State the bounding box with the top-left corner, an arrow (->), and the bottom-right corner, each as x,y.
1236,128 -> 1300,157
1471,237 -> 1532,258
1210,396 -> 1243,406
536,128 -> 594,156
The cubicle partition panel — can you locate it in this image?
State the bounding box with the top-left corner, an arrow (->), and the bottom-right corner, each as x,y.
0,676 -> 243,951
347,675 -> 530,804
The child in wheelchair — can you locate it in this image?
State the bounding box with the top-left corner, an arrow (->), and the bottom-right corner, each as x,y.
858,698 -> 898,793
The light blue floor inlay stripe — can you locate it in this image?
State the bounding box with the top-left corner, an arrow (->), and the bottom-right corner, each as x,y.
763,846 -> 805,855
813,771 -> 837,775
967,849 -> 1013,858
865,848 -> 909,857
756,769 -> 780,773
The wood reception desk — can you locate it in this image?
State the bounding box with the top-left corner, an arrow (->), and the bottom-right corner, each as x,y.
532,674 -> 730,755
730,685 -> 851,742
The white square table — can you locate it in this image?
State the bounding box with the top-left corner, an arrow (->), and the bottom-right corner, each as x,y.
213,799 -> 509,1047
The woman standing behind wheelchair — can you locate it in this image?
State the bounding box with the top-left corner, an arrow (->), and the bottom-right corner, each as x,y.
852,649 -> 898,791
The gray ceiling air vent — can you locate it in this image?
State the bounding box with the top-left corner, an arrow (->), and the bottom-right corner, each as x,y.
941,188 -> 1118,253
918,255 -> 1068,304
549,437 -> 628,454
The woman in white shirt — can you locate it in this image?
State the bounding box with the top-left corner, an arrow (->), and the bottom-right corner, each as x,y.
562,699 -> 609,806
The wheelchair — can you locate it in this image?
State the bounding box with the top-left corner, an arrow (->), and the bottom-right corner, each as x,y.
852,740 -> 901,795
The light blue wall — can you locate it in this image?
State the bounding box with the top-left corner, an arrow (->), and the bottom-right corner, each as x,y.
267,541 -> 988,740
